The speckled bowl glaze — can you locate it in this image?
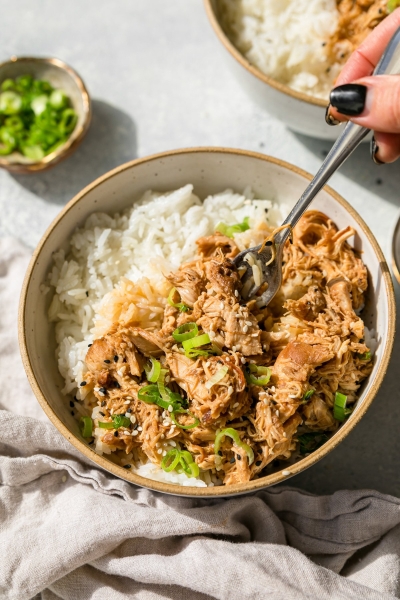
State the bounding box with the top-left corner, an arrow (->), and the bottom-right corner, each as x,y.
204,0 -> 345,141
19,148 -> 395,497
0,56 -> 91,173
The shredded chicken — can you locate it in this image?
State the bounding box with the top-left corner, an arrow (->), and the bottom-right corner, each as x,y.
82,211 -> 373,486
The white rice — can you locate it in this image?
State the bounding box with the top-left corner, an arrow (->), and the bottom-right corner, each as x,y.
47,184 -> 287,486
218,0 -> 342,99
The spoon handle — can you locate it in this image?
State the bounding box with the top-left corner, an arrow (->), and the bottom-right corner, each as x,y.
277,25 -> 400,245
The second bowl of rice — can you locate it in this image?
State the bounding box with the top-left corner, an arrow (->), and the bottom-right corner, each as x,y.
19,147 -> 395,497
204,0 -> 391,140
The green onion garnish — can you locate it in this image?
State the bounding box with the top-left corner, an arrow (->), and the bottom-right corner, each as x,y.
0,75 -> 77,160
98,414 -> 131,429
358,351 -> 371,361
98,421 -> 115,429
171,409 -> 200,429
205,366 -> 228,390
79,416 -> 93,437
216,216 -> 250,239
167,287 -> 190,312
387,0 -> 400,12
303,389 -> 315,401
161,448 -> 199,477
138,384 -> 160,404
172,322 -> 198,342
182,333 -> 211,353
245,364 -> 271,387
138,383 -> 184,412
333,391 -> 353,422
214,428 -> 254,465
144,357 -> 161,383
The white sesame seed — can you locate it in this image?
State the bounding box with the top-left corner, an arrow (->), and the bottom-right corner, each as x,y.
270,386 -> 276,392
233,402 -> 239,408
137,426 -> 143,431
243,325 -> 249,333
232,346 -> 236,352
234,289 -> 239,297
161,433 -> 165,439
241,357 -> 246,364
110,408 -> 114,415
123,400 -> 130,404
170,440 -> 176,447
245,320 -> 252,326
288,394 -> 297,399
132,430 -> 139,436
275,410 -> 279,417
168,405 -> 173,412
220,302 -> 224,310
228,386 -> 233,395
126,396 -> 132,400
130,415 -> 136,424
283,432 -> 287,438
162,450 -> 167,456
205,361 -> 211,368
124,430 -> 130,435
282,470 -> 292,476
157,448 -> 162,454
156,442 -> 160,448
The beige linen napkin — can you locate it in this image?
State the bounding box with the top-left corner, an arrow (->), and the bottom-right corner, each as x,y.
1,236 -> 400,600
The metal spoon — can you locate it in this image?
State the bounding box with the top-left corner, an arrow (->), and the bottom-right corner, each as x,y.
234,26 -> 400,307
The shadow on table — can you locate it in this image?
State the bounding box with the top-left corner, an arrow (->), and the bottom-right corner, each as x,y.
293,131 -> 400,207
11,100 -> 137,206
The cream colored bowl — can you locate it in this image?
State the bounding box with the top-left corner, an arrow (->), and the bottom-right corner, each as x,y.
19,148 -> 395,497
204,0 -> 345,141
0,56 -> 91,173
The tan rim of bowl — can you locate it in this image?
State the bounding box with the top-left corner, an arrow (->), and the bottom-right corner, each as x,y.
204,0 -> 327,108
392,215 -> 400,284
19,147 -> 396,497
0,56 -> 92,174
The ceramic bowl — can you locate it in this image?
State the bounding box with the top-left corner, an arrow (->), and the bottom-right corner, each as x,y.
0,56 -> 91,173
204,0 -> 345,141
19,147 -> 395,497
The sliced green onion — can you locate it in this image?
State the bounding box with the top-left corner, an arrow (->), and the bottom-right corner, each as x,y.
245,364 -> 271,387
138,384 -> 160,404
112,414 -> 131,429
1,79 -> 15,92
0,91 -> 22,114
172,322 -> 198,342
182,333 -> 211,352
216,216 -> 250,239
59,108 -> 77,134
205,366 -> 228,390
31,94 -> 48,116
157,368 -> 170,404
0,129 -> 17,155
79,416 -> 93,437
358,351 -> 371,361
210,342 -> 223,356
333,391 -> 353,422
303,389 -> 315,401
144,357 -> 161,383
387,0 -> 400,12
49,89 -> 68,109
179,451 -> 200,477
214,427 -> 254,465
161,448 -> 181,472
167,287 -> 190,312
98,421 -> 115,429
21,145 -> 45,160
171,409 -> 200,429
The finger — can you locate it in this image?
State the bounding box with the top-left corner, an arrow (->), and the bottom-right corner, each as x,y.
334,8 -> 400,87
372,131 -> 400,163
329,75 -> 400,132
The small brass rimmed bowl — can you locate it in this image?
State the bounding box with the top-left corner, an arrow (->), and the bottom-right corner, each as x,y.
0,56 -> 91,173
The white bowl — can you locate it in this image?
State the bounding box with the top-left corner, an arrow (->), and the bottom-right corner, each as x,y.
204,0 -> 345,141
19,148 -> 395,497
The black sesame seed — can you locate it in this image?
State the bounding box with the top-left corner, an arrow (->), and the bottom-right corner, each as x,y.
126,408 -> 132,413
114,355 -> 119,362
256,460 -> 262,466
265,241 -> 273,247
70,411 -> 75,416
123,464 -> 131,469
218,451 -> 223,456
69,400 -> 75,407
86,291 -> 89,297
104,359 -> 111,364
101,400 -> 106,407
113,381 -> 121,389
99,388 -> 107,394
237,454 -> 242,460
88,440 -> 94,445
88,344 -> 92,347
80,381 -> 87,387
123,357 -> 127,363
264,208 -> 269,213
114,431 -> 119,437
230,457 -> 236,463
99,411 -> 105,417
74,396 -> 78,401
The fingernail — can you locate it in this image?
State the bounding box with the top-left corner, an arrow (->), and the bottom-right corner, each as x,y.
370,137 -> 384,165
330,84 -> 367,116
325,105 -> 340,126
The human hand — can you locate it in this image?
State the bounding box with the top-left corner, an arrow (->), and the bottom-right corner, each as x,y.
326,8 -> 400,164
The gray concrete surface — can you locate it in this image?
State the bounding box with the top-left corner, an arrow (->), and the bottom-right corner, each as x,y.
1,0 -> 399,496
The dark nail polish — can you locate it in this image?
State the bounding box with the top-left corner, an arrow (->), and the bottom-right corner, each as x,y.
330,84 -> 367,116
370,137 -> 384,165
325,105 -> 340,126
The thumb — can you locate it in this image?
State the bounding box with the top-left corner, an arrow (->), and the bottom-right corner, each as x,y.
329,75 -> 400,133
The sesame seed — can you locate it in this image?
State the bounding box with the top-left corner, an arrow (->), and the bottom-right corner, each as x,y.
130,415 -> 136,424
137,426 -> 143,431
220,302 -> 224,309
114,355 -> 118,362
283,432 -> 287,438
110,408 -> 114,415
245,320 -> 252,327
157,448 -> 163,454
101,400 -> 106,407
236,454 -> 242,460
99,411 -> 105,417
168,405 -> 173,412
123,400 -> 130,404
241,357 -> 246,364
161,433 -> 165,439
282,470 -> 292,476
275,410 -> 279,417
69,400 -> 74,407
88,344 -> 92,347
80,381 -> 87,387
288,394 -> 297,399
99,388 -> 107,394
228,386 -> 233,395
162,450 -> 167,456
232,346 -> 236,352
230,457 -> 235,463
104,360 -> 111,364
132,430 -> 139,436
114,431 -> 119,437
70,411 -> 74,416
233,402 -> 239,408
234,290 -> 239,297
170,440 -> 176,447
243,325 -> 248,333
256,460 -> 262,466
123,464 -> 131,469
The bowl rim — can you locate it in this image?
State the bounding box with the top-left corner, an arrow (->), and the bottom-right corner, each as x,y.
18,146 -> 396,497
391,214 -> 400,285
0,55 -> 92,174
203,0 -> 327,109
